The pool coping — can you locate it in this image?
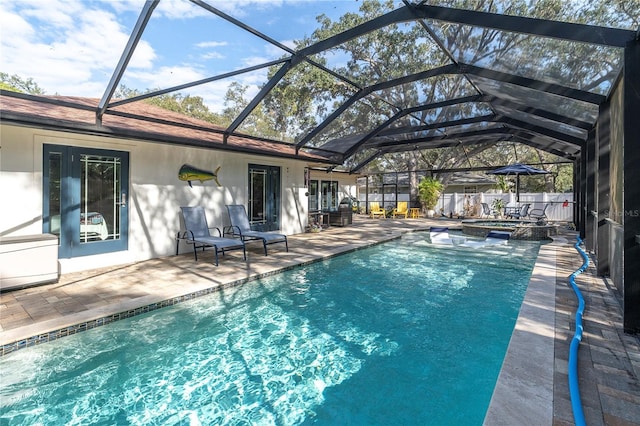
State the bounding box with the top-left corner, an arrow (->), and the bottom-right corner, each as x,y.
483,236 -> 563,425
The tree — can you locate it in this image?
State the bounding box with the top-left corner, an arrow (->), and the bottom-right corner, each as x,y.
0,72 -> 45,94
114,85 -> 225,125
233,0 -> 633,199
418,176 -> 444,213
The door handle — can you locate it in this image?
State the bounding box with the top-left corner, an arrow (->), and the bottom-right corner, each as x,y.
117,192 -> 127,207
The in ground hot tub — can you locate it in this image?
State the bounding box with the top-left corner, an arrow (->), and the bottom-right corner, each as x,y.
461,220 -> 558,241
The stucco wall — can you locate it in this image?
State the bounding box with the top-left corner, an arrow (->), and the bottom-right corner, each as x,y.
0,124 -> 309,273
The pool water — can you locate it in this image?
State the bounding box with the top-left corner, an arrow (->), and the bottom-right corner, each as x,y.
0,233 -> 540,425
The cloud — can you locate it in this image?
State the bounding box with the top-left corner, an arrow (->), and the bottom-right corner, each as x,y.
1,0 -> 343,107
196,41 -> 229,49
212,0 -> 285,17
124,65 -> 206,90
196,41 -> 228,61
0,0 -> 155,97
201,52 -> 226,60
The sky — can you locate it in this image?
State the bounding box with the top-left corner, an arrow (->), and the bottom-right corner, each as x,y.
0,0 -> 367,112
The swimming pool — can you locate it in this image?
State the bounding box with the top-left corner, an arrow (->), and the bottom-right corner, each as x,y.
0,233 -> 540,425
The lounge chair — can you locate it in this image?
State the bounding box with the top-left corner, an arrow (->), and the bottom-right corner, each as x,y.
460,230 -> 511,248
429,227 -> 453,244
177,206 -> 246,266
392,201 -> 409,219
369,202 -> 386,219
224,205 -> 288,255
530,204 -> 549,222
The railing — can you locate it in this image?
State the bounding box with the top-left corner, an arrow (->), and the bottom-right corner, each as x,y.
568,237 -> 590,426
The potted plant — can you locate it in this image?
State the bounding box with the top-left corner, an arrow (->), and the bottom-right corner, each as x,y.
492,198 -> 506,218
418,176 -> 443,217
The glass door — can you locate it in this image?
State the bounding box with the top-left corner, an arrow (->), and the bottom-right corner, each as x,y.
248,164 -> 281,231
308,180 -> 319,211
321,180 -> 338,211
43,145 -> 129,258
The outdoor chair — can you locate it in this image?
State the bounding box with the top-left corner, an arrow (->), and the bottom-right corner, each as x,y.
480,202 -> 493,218
369,202 -> 386,219
460,231 -> 511,248
508,203 -> 531,220
177,206 -> 246,266
392,201 -> 409,218
224,205 -> 288,255
530,204 -> 550,222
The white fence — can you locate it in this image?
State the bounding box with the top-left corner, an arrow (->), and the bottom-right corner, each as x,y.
362,192 -> 574,222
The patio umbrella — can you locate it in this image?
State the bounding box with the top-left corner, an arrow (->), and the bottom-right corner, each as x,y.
488,163 -> 550,202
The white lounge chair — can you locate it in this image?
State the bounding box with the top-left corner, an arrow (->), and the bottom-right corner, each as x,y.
429,227 -> 454,245
460,230 -> 511,248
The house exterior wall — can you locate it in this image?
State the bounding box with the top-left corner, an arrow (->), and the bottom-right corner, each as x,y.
0,124 -> 309,273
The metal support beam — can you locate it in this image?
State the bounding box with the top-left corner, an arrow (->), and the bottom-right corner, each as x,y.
340,95 -> 483,158
372,127 -> 510,150
296,8 -> 415,58
509,133 -> 578,160
225,60 -> 295,140
483,96 -> 594,130
462,64 -> 606,105
109,59 -> 288,108
350,149 -> 385,173
497,117 -> 585,147
296,64 -> 457,149
596,100 -> 611,276
577,154 -> 586,238
296,88 -> 369,149
412,4 -> 635,47
340,93 -> 588,159
623,38 -> 640,333
97,0 -> 158,122
379,114 -> 496,138
585,128 -> 597,252
300,61 -> 597,154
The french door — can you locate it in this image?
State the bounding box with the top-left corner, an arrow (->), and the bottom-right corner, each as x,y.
248,164 -> 281,231
308,180 -> 319,211
321,180 -> 338,211
43,145 -> 129,258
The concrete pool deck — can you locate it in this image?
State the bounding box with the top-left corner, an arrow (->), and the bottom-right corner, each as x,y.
1,216 -> 638,424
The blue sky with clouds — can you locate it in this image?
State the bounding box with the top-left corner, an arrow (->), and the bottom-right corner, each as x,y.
1,0 -> 368,111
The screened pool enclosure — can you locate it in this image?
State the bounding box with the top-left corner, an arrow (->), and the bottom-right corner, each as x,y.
2,0 -> 639,330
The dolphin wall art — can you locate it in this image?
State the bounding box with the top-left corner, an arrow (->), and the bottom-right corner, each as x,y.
178,164 -> 221,188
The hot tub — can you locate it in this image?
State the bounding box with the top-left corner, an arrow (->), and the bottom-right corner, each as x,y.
461,220 -> 558,241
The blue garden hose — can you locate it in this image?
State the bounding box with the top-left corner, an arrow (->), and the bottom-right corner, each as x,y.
568,236 -> 590,426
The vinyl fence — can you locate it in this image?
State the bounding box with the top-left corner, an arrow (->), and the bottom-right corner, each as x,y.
362,192 -> 574,222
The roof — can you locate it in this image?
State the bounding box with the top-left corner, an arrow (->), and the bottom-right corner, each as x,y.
0,92 -> 332,163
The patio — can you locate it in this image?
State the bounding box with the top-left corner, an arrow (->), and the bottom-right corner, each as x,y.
1,216 -> 638,424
